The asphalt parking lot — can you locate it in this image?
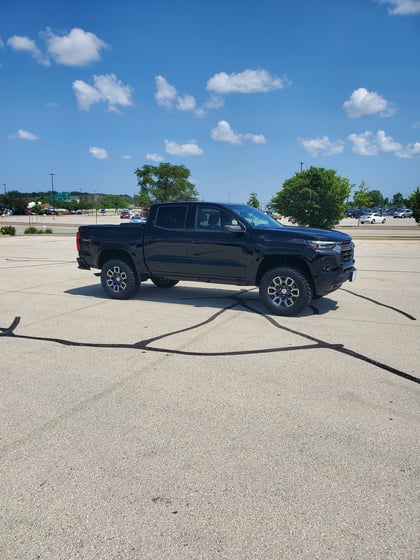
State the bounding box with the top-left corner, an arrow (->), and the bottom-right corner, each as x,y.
0,228 -> 419,559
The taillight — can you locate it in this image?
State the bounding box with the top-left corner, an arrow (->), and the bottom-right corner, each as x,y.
76,231 -> 81,252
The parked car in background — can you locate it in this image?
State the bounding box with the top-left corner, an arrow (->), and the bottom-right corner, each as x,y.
344,208 -> 361,218
120,209 -> 131,219
393,209 -> 413,218
129,214 -> 146,224
359,212 -> 386,224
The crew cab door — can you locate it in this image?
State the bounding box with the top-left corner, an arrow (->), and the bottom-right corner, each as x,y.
187,205 -> 248,281
143,204 -> 188,275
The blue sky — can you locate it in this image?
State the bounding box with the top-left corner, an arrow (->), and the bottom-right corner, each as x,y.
1,0 -> 419,205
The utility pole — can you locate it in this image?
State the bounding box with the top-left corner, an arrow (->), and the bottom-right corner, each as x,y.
49,172 -> 55,210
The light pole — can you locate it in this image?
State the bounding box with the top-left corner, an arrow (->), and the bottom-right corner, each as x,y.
49,172 -> 55,211
2,184 -> 5,197
300,162 -> 304,172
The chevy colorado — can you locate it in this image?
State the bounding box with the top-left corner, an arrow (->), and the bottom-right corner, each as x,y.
76,201 -> 356,316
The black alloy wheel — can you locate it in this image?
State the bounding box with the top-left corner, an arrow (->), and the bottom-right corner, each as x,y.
259,266 -> 312,316
101,259 -> 139,299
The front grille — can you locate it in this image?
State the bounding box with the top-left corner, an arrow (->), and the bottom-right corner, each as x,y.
340,241 -> 354,263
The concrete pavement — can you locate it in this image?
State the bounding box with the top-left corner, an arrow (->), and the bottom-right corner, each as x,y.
0,232 -> 419,559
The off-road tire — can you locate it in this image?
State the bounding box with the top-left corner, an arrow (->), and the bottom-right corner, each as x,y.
259,266 -> 312,316
101,259 -> 139,299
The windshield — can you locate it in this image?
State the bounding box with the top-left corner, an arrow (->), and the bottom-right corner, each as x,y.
228,204 -> 283,229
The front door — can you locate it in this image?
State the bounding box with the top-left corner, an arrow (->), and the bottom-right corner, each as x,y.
186,205 -> 248,282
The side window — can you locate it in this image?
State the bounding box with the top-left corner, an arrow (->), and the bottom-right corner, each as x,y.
155,206 -> 187,229
195,207 -> 241,231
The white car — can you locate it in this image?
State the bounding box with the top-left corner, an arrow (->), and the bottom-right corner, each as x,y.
359,212 -> 386,224
129,214 -> 146,224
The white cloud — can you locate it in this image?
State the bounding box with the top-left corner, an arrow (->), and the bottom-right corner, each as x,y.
348,130 -> 402,155
348,132 -> 379,155
89,146 -> 108,159
176,94 -> 196,112
206,69 -> 290,94
375,130 -> 402,151
244,133 -> 267,144
155,76 -> 225,117
7,35 -> 50,66
211,120 -> 266,145
343,87 -> 396,118
9,129 -> 39,140
155,76 -> 177,108
396,142 -> 420,158
348,130 -> 420,158
146,153 -> 164,163
164,140 -> 204,156
211,121 -> 243,144
73,74 -> 133,112
7,28 -> 108,67
121,154 -> 132,160
204,95 -> 225,110
301,136 -> 345,156
45,27 -> 109,66
73,80 -> 103,110
375,0 -> 420,15
412,121 -> 420,129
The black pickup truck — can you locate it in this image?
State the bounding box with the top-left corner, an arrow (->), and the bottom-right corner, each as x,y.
76,201 -> 356,316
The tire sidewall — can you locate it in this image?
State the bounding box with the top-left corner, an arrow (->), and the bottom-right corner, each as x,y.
259,266 -> 312,316
101,258 -> 139,299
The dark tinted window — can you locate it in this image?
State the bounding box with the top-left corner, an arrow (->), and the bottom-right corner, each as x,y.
195,206 -> 240,230
155,206 -> 187,229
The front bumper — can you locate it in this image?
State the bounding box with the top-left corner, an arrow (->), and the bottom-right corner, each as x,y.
314,266 -> 357,296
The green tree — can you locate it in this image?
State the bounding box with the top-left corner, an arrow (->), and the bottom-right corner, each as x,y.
352,180 -> 373,210
270,166 -> 351,229
134,163 -> 199,206
391,192 -> 406,207
2,190 -> 30,215
101,194 -> 131,209
247,192 -> 260,208
369,189 -> 385,208
408,187 -> 420,224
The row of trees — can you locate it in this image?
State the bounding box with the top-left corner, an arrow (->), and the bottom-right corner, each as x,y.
269,169 -> 419,228
2,163 -> 419,228
0,191 -> 135,216
137,163 -> 420,228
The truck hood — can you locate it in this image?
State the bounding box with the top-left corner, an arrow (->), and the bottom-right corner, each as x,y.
263,224 -> 352,242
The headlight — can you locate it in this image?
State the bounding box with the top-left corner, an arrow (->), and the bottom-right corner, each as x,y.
308,240 -> 340,251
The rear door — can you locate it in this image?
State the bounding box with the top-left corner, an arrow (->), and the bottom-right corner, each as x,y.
143,205 -> 188,276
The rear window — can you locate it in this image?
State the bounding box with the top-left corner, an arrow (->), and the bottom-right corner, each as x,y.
155,206 -> 187,229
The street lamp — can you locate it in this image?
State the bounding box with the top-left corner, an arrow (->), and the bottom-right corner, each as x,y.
49,172 -> 55,210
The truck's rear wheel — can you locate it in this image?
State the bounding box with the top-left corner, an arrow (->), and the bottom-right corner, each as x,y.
259,266 -> 312,316
151,277 -> 179,288
101,259 -> 139,299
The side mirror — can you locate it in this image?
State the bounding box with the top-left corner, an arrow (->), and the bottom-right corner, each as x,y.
224,224 -> 244,234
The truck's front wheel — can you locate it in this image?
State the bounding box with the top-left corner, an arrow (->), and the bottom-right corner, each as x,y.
259,266 -> 312,316
101,259 -> 139,299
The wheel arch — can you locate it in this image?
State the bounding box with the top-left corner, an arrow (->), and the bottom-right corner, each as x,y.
256,256 -> 313,290
99,248 -> 135,271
